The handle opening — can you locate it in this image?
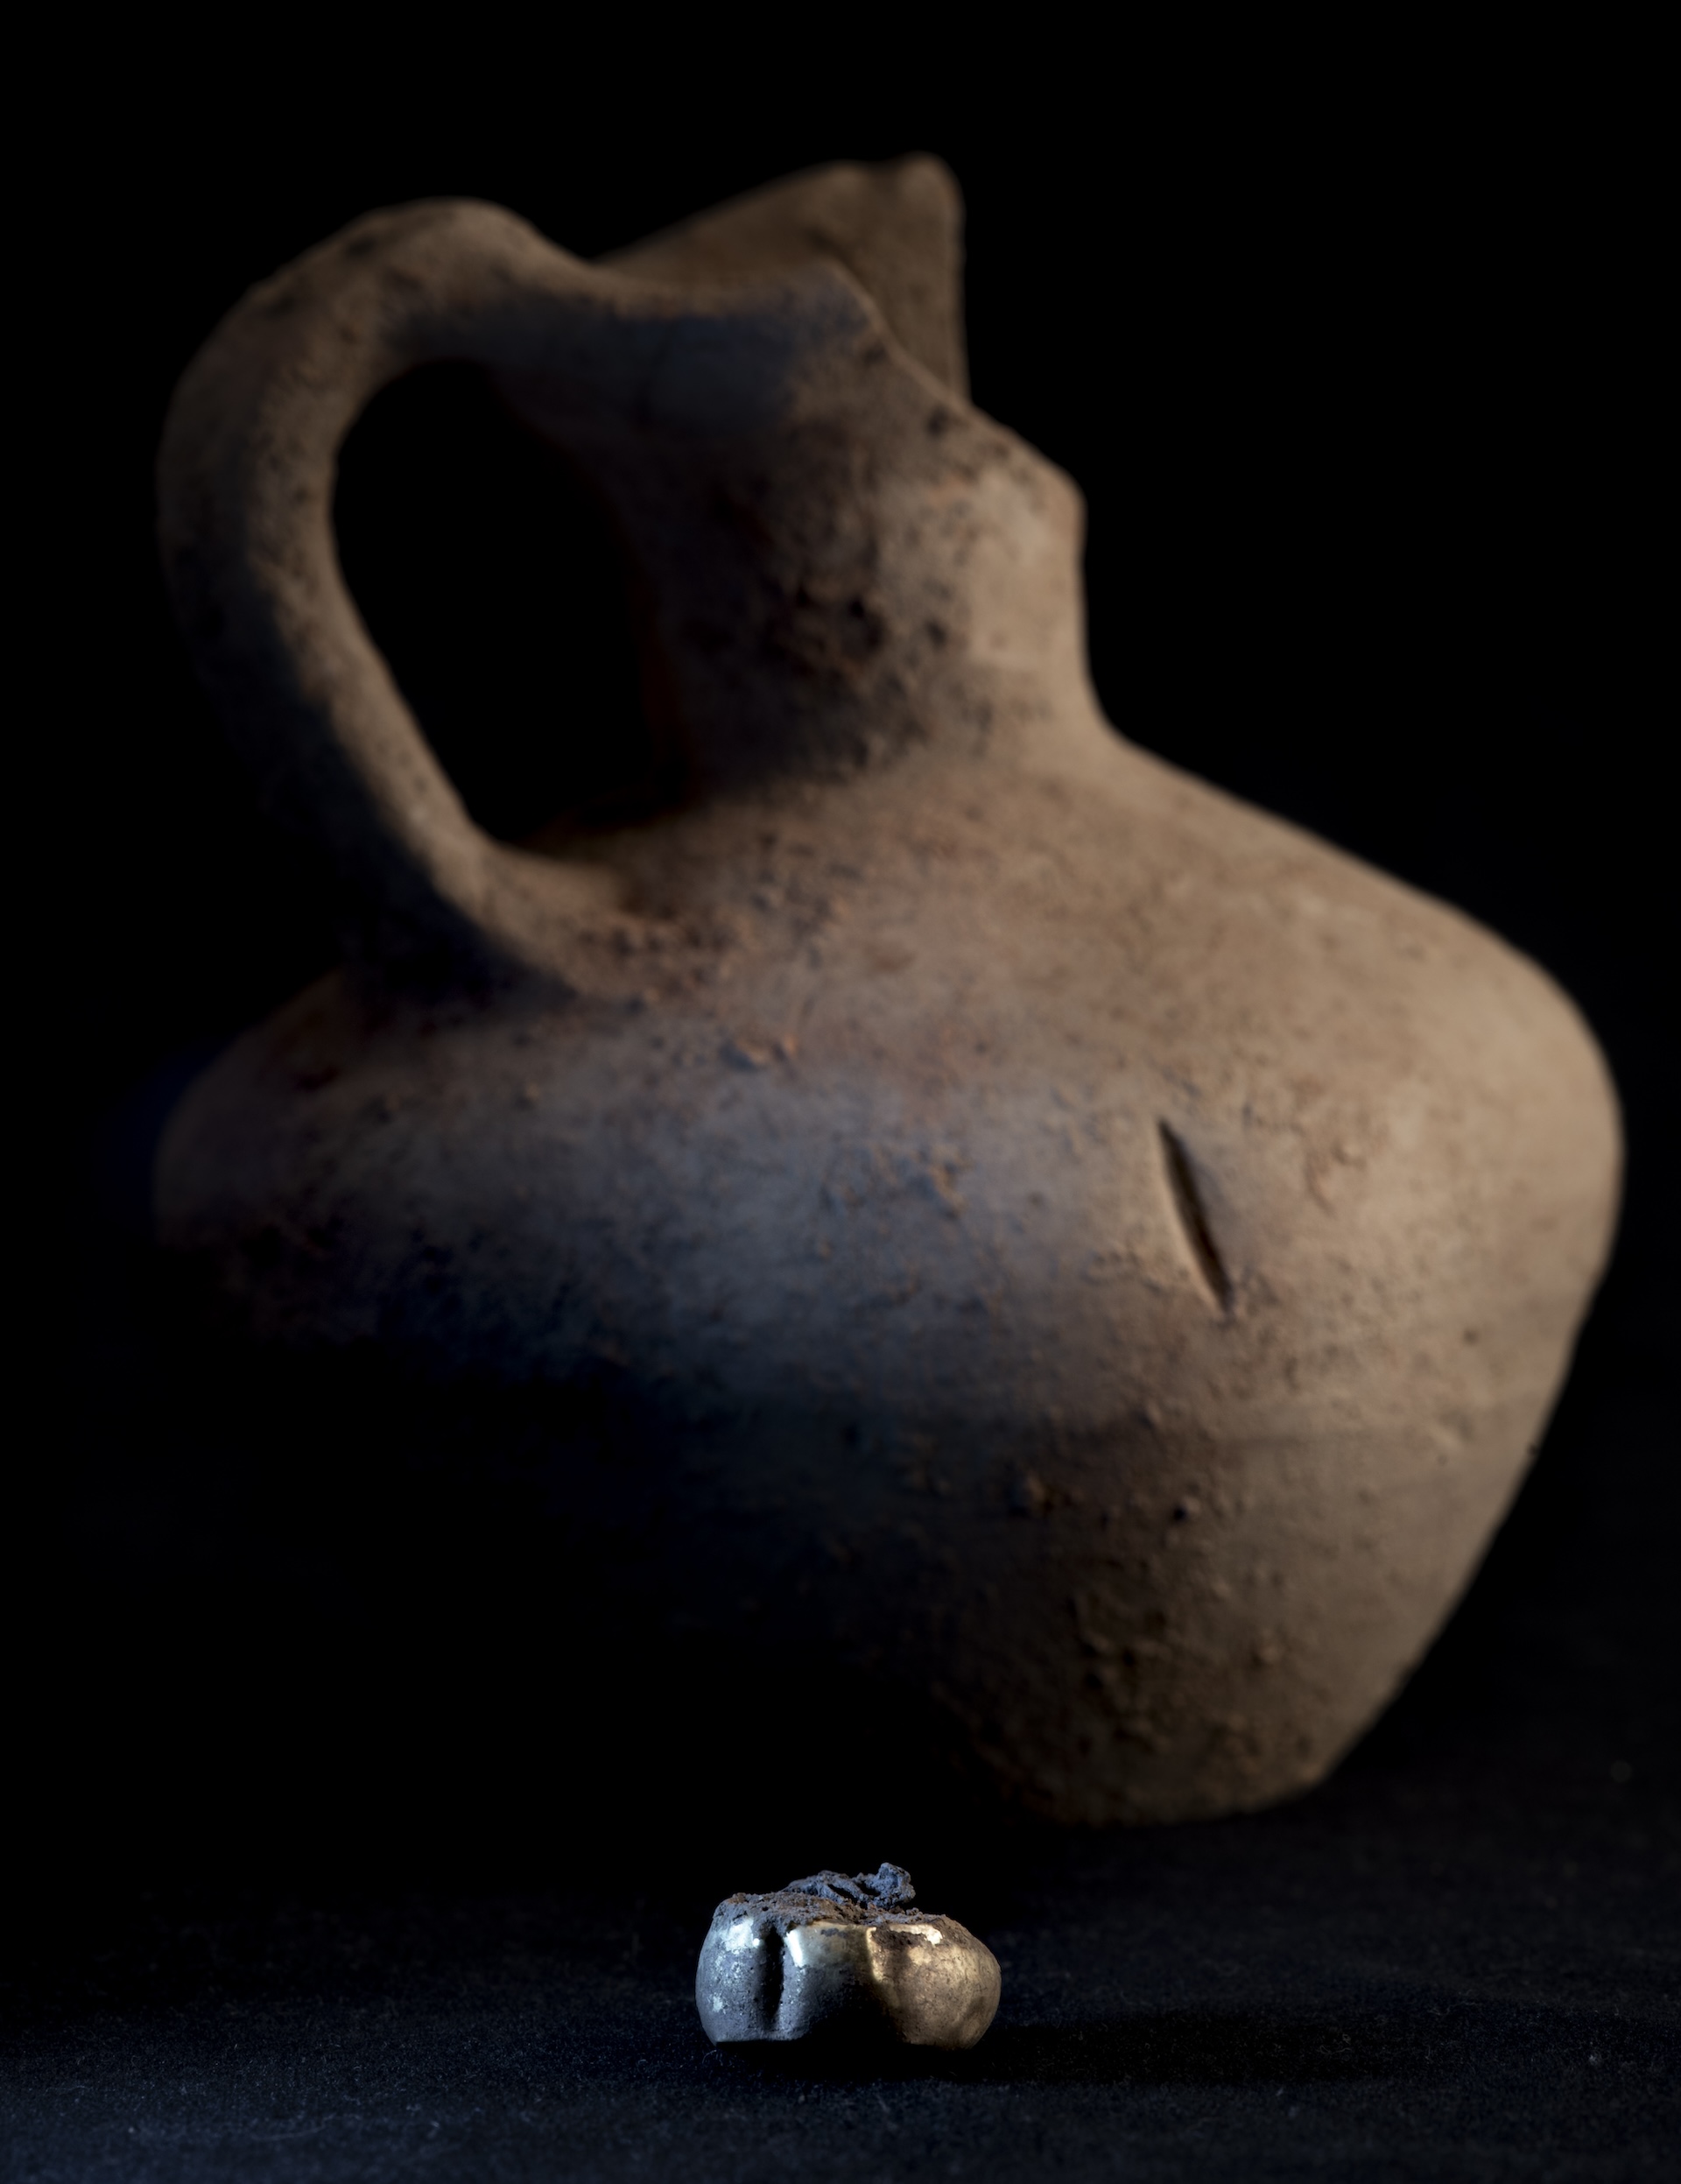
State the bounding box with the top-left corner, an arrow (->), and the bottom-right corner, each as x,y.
334,359 -> 683,849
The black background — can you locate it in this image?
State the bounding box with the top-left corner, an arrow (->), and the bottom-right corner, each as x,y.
10,31 -> 1674,2180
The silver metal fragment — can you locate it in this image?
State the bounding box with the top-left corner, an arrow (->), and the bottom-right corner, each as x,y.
695,1863 -> 1001,2049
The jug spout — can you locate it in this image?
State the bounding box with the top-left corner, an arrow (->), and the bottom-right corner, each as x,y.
598,151 -> 971,400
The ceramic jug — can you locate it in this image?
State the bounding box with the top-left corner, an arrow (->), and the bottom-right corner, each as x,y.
155,158 -> 1620,1824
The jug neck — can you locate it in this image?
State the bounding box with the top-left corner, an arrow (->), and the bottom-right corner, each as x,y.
496,274 -> 1101,800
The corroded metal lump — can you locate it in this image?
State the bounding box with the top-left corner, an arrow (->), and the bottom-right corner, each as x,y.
696,1863 -> 1001,2049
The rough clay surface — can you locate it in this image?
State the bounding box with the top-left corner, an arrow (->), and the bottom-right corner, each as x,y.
152,159 -> 1621,1825
696,1864 -> 1001,2049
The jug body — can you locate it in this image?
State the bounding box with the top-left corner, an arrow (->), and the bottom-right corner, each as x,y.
155,164 -> 1621,1823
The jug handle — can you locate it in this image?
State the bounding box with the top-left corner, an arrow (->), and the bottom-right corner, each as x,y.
157,200 -> 727,990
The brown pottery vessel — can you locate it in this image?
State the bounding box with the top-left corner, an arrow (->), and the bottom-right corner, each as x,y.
154,158 -> 1621,1823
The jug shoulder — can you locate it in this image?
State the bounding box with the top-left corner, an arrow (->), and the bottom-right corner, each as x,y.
156,743 -> 1618,1417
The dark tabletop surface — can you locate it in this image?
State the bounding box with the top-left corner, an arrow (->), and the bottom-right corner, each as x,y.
4,1776 -> 1676,2184
15,42 -> 1673,2181
7,1082 -> 1673,2180
7,1727 -> 1679,2184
